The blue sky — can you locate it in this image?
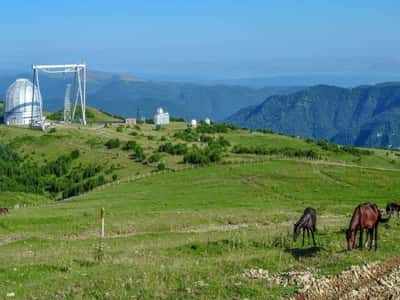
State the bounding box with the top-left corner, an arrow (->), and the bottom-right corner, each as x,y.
1,0 -> 399,80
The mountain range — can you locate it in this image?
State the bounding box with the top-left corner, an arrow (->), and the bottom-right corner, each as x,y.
227,83 -> 400,148
0,70 -> 300,121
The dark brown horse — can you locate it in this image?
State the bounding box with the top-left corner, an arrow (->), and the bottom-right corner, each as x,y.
293,207 -> 317,246
346,203 -> 390,251
386,202 -> 400,217
0,208 -> 9,216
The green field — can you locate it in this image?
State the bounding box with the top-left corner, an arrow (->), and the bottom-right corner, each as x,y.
1,122 -> 400,299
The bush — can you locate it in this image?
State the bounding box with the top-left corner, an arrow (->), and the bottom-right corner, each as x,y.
183,145 -> 223,165
174,129 -> 199,142
70,149 -> 80,159
123,141 -> 139,151
158,142 -> 188,155
48,128 -> 57,133
148,153 -> 162,163
154,125 -> 162,131
116,126 -> 124,132
157,162 -> 166,171
129,131 -> 138,136
196,123 -> 238,134
105,138 -> 120,149
313,140 -> 372,156
231,145 -> 319,159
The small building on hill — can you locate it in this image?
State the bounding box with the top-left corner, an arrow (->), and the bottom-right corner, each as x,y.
154,107 -> 170,125
188,119 -> 197,128
125,118 -> 137,126
204,117 -> 211,125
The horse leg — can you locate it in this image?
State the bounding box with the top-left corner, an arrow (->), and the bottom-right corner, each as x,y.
359,228 -> 363,250
306,228 -> 311,245
311,229 -> 316,247
374,225 -> 378,251
302,228 -> 305,247
367,229 -> 373,250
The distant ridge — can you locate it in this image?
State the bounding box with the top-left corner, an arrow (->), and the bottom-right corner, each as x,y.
227,82 -> 400,148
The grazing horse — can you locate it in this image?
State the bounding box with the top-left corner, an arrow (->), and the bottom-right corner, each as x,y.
0,208 -> 9,216
386,203 -> 400,217
293,207 -> 317,246
346,203 -> 390,251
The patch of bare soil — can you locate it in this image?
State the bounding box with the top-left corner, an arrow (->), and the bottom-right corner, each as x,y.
293,257 -> 400,300
242,257 -> 400,300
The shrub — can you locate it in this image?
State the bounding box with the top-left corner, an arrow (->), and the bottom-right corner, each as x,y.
123,141 -> 139,151
158,143 -> 188,155
154,125 -> 162,131
48,128 -> 57,133
157,162 -> 166,171
148,153 -> 162,163
129,131 -> 138,136
231,145 -> 319,159
116,126 -> 124,132
183,145 -> 223,165
174,129 -> 199,142
70,149 -> 80,159
196,123 -> 238,134
105,138 -> 120,149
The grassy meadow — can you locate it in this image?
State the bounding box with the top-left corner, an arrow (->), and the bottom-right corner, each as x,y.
1,121 -> 400,299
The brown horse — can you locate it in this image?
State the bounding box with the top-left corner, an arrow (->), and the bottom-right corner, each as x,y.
293,207 -> 317,246
346,203 -> 390,251
0,208 -> 9,216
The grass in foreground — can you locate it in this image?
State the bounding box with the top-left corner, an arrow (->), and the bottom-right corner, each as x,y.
1,160 -> 400,299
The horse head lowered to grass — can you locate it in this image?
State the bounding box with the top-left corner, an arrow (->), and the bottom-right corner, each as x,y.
293,207 -> 317,247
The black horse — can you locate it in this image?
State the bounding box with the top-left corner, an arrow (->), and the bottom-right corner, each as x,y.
293,207 -> 317,246
386,203 -> 400,217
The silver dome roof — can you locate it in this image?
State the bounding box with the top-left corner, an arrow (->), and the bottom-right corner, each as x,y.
4,79 -> 42,125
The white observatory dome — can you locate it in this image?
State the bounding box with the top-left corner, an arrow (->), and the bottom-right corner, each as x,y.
156,107 -> 164,114
4,79 -> 42,126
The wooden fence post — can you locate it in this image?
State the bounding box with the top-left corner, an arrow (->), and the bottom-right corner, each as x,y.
100,207 -> 105,238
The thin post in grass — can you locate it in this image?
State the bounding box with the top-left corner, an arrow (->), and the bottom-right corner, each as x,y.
95,207 -> 105,263
100,207 -> 105,238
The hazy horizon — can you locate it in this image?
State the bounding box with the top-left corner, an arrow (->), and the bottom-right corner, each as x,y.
1,1 -> 399,84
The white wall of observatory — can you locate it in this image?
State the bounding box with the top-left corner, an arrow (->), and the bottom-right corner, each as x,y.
4,79 -> 42,125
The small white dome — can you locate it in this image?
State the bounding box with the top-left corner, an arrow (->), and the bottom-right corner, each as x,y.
156,107 -> 164,114
191,119 -> 197,125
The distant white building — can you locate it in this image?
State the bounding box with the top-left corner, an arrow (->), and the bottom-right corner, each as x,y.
189,119 -> 197,128
204,117 -> 211,125
154,107 -> 170,125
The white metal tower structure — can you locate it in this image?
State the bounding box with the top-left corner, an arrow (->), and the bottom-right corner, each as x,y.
32,64 -> 87,125
63,83 -> 72,122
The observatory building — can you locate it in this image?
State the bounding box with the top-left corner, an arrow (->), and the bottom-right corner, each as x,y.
3,79 -> 42,126
154,107 -> 170,125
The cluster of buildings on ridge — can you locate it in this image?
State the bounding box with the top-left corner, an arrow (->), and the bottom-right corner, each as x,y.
152,106 -> 210,128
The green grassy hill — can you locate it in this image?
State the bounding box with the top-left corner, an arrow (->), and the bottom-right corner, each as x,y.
46,105 -> 124,123
1,122 -> 400,298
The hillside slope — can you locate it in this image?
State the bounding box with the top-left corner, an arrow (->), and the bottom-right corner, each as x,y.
1,120 -> 400,298
227,83 -> 400,148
